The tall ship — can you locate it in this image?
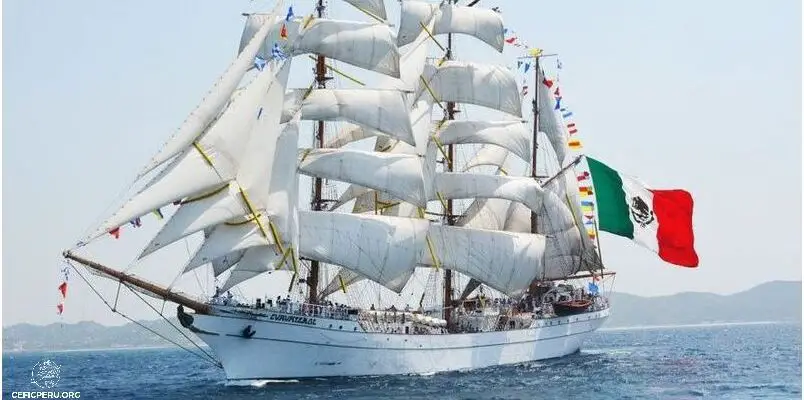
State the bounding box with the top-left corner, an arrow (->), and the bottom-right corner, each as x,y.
62,0 -> 698,381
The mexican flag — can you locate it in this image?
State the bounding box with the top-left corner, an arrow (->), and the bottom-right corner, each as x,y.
586,156 -> 698,268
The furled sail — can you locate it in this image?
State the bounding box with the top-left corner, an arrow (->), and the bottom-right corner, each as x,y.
292,19 -> 400,78
282,89 -> 415,146
343,0 -> 387,20
298,149 -> 429,207
436,120 -> 530,162
89,61 -> 288,240
397,1 -> 504,52
298,211 -> 430,293
139,3 -> 285,177
418,61 -> 522,117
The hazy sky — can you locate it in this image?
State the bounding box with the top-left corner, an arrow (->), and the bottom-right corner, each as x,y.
3,0 -> 801,327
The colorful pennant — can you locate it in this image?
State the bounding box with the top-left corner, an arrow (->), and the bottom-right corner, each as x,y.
271,43 -> 286,59
57,266 -> 69,315
254,55 -> 266,71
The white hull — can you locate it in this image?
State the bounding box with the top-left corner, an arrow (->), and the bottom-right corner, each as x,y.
188,308 -> 609,380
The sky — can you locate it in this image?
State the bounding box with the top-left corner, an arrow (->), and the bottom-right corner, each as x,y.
2,0 -> 801,327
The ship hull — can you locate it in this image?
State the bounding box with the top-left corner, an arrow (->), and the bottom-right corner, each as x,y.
189,308 -> 609,380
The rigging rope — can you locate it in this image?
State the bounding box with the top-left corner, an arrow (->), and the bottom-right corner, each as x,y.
123,283 -> 221,366
66,260 -> 222,368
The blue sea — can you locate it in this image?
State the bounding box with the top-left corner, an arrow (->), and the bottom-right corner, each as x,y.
3,322 -> 801,399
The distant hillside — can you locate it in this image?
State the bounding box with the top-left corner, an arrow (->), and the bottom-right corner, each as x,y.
3,318 -> 201,352
3,281 -> 800,352
606,280 -> 801,327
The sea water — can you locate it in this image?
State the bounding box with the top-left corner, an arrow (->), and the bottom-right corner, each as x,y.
3,322 -> 800,399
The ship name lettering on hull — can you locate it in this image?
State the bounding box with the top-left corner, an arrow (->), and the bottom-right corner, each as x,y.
269,313 -> 318,326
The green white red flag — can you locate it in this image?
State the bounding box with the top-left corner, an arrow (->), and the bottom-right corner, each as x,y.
586,156 -> 698,267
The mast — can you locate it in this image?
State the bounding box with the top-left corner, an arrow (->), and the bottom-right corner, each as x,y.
443,1 -> 456,325
530,55 -> 540,235
307,0 -> 327,304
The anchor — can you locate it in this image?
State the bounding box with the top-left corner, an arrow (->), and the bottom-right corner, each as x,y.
241,325 -> 256,338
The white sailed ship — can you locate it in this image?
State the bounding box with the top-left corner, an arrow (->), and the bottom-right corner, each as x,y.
65,0 -> 625,380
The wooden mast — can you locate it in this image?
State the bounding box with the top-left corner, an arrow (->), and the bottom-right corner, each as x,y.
530,55 -> 540,235
307,0 -> 327,305
442,0 -> 456,326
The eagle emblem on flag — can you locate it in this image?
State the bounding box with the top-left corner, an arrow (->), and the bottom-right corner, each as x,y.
630,196 -> 655,227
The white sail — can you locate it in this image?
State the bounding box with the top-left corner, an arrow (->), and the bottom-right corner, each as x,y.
421,225 -> 546,298
298,149 -> 429,207
455,154 -> 514,230
320,268 -> 364,298
537,69 -> 568,166
504,202 -> 530,233
331,185 -> 371,210
433,173 -> 544,214
90,61 -> 291,240
139,3 -> 284,177
282,89 -> 415,146
398,1 -> 504,52
410,96 -> 437,155
321,23 -> 434,149
239,10 -> 300,60
436,120 -> 530,162
343,0 -> 387,20
185,217 -> 277,272
293,19 -> 400,78
463,144 -> 509,171
505,188 -> 599,278
418,61 -> 522,117
141,184 -> 246,258
391,13 -> 436,94
324,123 -> 383,148
220,246 -> 281,292
138,64 -> 293,257
298,211 -> 429,293
210,248 -> 246,276
457,195 -> 512,229
141,120 -> 299,258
